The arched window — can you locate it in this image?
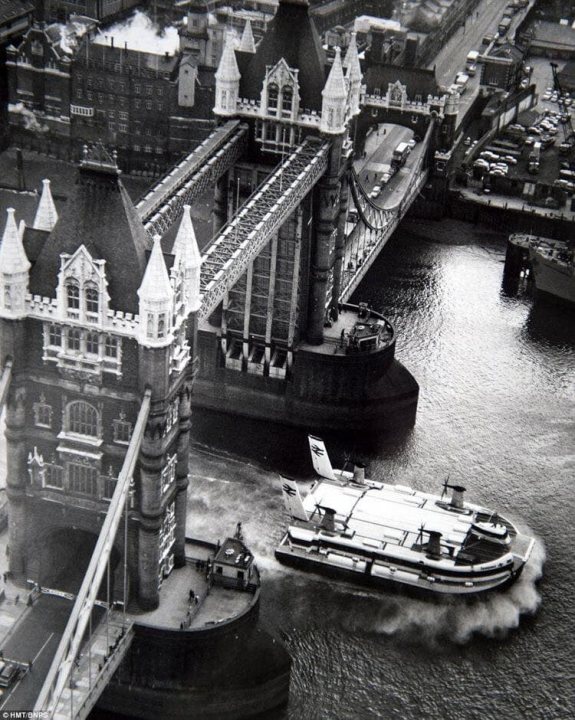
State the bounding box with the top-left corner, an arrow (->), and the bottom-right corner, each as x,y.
85,286 -> 99,314
267,84 -> 279,115
146,314 -> 154,338
282,87 -> 293,116
158,313 -> 166,338
67,401 -> 99,437
67,281 -> 80,310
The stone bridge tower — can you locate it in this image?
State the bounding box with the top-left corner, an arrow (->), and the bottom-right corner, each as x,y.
189,0 -> 419,430
0,150 -> 202,610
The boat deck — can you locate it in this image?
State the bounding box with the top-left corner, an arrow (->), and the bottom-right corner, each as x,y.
301,480 -> 514,567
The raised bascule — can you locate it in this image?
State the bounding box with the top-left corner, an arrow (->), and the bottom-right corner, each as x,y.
0,0 -> 460,716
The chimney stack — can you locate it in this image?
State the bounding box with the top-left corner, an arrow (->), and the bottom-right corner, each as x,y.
353,463 -> 366,485
450,486 -> 466,509
427,531 -> 442,559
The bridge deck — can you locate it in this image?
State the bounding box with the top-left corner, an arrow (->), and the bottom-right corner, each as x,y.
137,119 -> 248,233
199,137 -> 330,319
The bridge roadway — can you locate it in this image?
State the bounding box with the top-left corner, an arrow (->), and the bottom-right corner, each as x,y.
341,123 -> 432,300
0,594 -> 104,714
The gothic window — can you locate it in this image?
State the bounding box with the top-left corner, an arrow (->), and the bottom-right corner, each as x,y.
67,400 -> 99,437
45,462 -> 64,489
86,331 -> 99,355
267,84 -> 279,115
158,313 -> 166,338
4,287 -> 11,309
161,454 -> 177,493
49,325 -> 61,346
105,336 -> 119,358
328,108 -> 334,126
67,328 -> 81,352
147,314 -> 154,338
282,87 -> 293,116
86,287 -> 100,314
33,394 -> 53,428
166,397 -> 179,432
68,461 -> 98,496
66,281 -> 80,311
113,411 -> 133,444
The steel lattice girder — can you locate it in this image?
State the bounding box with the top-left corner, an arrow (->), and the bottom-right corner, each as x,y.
139,122 -> 249,236
198,139 -> 330,320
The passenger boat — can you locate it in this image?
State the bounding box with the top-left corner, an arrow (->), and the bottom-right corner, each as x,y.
275,437 -> 535,597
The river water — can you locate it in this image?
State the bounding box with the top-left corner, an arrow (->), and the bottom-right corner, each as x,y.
188,219 -> 574,720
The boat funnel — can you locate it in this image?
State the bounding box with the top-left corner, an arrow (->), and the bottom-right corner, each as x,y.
427,531 -> 442,559
319,506 -> 336,533
353,463 -> 366,485
450,485 -> 466,509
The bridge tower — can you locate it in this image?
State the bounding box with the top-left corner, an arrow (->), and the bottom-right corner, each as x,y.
178,0 -> 420,431
0,149 -> 201,610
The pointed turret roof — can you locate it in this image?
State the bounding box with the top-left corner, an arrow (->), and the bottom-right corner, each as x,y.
29,148 -> 151,314
343,33 -> 361,81
138,235 -> 173,303
238,0 -> 326,111
33,178 -> 59,232
216,31 -> 241,82
173,205 -> 202,270
0,208 -> 31,274
239,19 -> 256,54
323,47 -> 347,100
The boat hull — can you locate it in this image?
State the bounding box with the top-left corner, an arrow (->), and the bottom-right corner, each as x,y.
275,544 -> 524,599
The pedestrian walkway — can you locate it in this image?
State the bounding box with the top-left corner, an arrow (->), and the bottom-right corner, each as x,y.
458,186 -> 575,223
0,528 -> 35,650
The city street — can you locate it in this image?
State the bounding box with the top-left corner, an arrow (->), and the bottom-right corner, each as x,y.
353,123 -> 427,210
0,594 -> 104,712
430,0 -> 537,123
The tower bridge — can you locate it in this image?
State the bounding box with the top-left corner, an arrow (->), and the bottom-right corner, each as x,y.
0,1 -> 459,716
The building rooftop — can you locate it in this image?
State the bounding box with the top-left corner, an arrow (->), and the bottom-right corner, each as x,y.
238,0 -> 327,112
532,21 -> 575,51
92,9 -> 180,55
0,0 -> 33,24
29,150 -> 152,314
364,62 -> 439,99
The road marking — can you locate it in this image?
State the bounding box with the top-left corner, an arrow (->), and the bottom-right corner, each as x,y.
0,683 -> 17,710
32,632 -> 55,665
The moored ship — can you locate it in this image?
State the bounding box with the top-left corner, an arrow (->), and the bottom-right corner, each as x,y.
275,437 -> 535,597
507,233 -> 575,304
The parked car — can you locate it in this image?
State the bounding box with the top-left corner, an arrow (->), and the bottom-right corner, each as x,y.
0,663 -> 21,689
504,155 -> 518,165
480,151 -> 499,161
370,185 -> 381,199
